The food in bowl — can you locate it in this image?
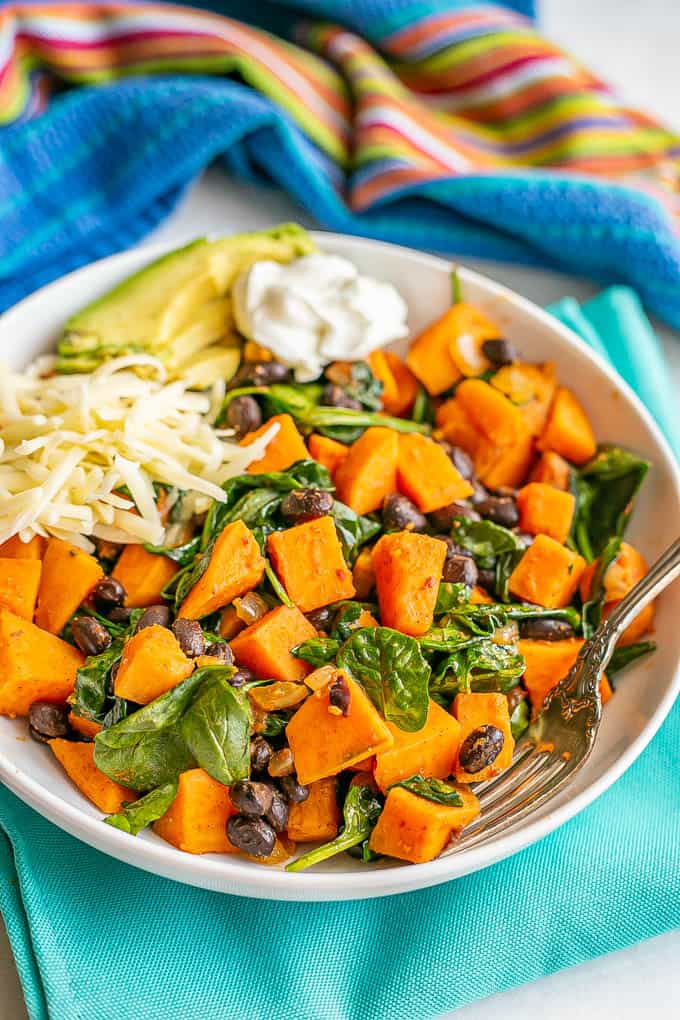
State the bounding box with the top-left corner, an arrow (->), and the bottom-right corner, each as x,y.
0,225 -> 657,871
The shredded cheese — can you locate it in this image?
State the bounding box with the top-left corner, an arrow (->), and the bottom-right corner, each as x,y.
0,355 -> 278,551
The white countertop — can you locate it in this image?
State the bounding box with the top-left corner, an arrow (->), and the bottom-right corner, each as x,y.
2,1 -> 679,1016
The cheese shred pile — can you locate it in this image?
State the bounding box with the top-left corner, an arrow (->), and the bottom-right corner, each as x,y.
0,355 -> 278,551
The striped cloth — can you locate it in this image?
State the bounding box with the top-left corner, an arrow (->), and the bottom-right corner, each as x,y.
2,1 -> 680,326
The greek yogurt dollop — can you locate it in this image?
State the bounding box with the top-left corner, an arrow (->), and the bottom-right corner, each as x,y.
232,254 -> 409,383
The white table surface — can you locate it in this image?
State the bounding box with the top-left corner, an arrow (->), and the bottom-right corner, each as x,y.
2,1 -> 679,1016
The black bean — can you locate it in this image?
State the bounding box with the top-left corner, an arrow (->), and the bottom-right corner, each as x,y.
306,606 -> 336,631
429,501 -> 480,532
171,618 -> 206,658
226,395 -> 262,438
434,535 -> 473,561
230,361 -> 290,388
108,606 -> 133,625
28,701 -> 70,742
382,493 -> 427,533
92,577 -> 126,614
442,554 -> 479,587
470,481 -> 489,505
518,618 -> 576,641
227,815 -> 276,858
250,735 -> 273,772
328,673 -> 351,717
459,725 -> 505,773
437,440 -> 475,481
230,669 -> 252,688
265,790 -> 289,832
208,642 -> 235,667
229,779 -> 274,816
279,775 -> 310,804
280,488 -> 334,524
135,604 -> 172,632
482,338 -> 518,367
477,567 -> 496,592
475,496 -> 519,528
321,383 -> 362,410
72,616 -> 112,656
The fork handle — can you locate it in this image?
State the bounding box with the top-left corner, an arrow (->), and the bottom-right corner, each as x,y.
605,535 -> 680,641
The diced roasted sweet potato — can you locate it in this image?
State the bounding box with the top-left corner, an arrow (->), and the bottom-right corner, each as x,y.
0,535 -> 45,559
453,692 -> 514,783
491,362 -> 557,436
50,739 -> 136,813
179,520 -> 265,620
68,711 -> 102,739
0,557 -> 42,619
154,768 -> 236,854
241,413 -> 309,473
286,672 -> 394,784
230,605 -> 317,682
368,350 -> 419,416
579,542 -> 654,647
352,545 -> 376,600
455,378 -> 525,446
308,434 -> 349,479
374,700 -> 462,792
473,423 -> 534,489
407,303 -> 499,395
516,483 -> 576,544
267,515 -> 355,613
397,433 -> 473,512
508,534 -> 585,609
114,625 -> 194,704
518,638 -> 610,711
286,778 -> 341,842
334,427 -> 399,515
529,450 -> 571,490
538,386 -> 596,465
35,538 -> 104,634
0,608 -> 83,717
372,532 -> 446,637
368,784 -> 480,863
112,545 -> 179,608
470,586 -> 493,604
434,399 -> 480,457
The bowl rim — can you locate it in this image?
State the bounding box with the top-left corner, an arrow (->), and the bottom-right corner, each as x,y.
1,230 -> 678,901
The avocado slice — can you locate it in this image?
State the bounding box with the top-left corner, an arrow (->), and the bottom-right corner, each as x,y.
56,223 -> 315,379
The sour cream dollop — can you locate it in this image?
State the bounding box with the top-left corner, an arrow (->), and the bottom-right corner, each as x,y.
232,254 -> 409,383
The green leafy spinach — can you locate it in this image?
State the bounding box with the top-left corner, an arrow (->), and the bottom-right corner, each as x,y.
392,774 -> 463,806
105,781 -> 178,835
286,782 -> 382,872
572,446 -> 649,561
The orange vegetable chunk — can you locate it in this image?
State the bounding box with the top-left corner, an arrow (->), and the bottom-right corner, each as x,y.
0,535 -> 45,559
435,399 -> 480,457
518,638 -> 611,711
473,423 -> 534,490
308,434 -> 349,479
538,386 -> 596,465
579,542 -> 654,647
230,605 -> 317,682
516,483 -> 575,544
508,534 -> 585,609
491,362 -> 557,436
374,700 -> 462,792
68,711 -> 102,738
368,349 -> 399,410
50,739 -> 135,813
407,303 -> 498,395
0,557 -> 42,619
35,538 -> 104,634
368,350 -> 419,416
368,784 -> 480,864
334,427 -> 398,515
154,768 -> 236,854
241,413 -> 308,473
352,545 -> 376,600
267,515 -> 355,613
529,450 -> 571,490
179,520 -> 266,620
114,625 -> 194,704
286,777 -> 341,842
286,672 -> 394,784
0,608 -> 83,717
112,545 -> 179,608
397,433 -> 473,512
454,692 -> 514,783
372,532 -> 446,637
456,378 -> 525,445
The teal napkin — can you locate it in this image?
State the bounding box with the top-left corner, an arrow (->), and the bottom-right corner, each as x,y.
1,287 -> 678,1020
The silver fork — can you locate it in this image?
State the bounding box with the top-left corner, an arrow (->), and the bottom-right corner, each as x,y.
448,535 -> 680,854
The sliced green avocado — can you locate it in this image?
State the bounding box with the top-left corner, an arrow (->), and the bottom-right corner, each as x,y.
56,223 -> 315,377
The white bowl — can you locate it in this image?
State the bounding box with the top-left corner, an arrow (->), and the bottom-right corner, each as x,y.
1,232 -> 679,901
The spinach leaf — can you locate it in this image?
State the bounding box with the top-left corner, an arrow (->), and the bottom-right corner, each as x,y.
495,548 -> 525,602
260,711 -> 294,738
445,601 -> 581,632
607,640 -> 656,677
144,536 -> 201,566
292,636 -> 340,667
450,517 -> 522,568
286,782 -> 382,872
434,582 -> 472,616
510,699 -> 530,741
330,501 -> 381,565
337,626 -> 430,731
430,640 -> 524,696
411,386 -> 435,426
340,361 -> 383,412
264,560 -> 294,608
580,535 -> 622,638
332,602 -> 374,642
572,446 -> 649,560
393,774 -> 463,806
71,637 -> 126,723
104,781 -> 178,835
180,675 -> 251,786
451,268 -> 463,304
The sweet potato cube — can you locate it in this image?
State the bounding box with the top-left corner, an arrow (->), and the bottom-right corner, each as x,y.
308,434 -> 349,479
516,483 -> 576,544
352,545 -> 376,601
0,557 -> 42,619
286,673 -> 394,784
529,450 -> 571,490
407,303 -> 498,396
473,423 -> 534,489
372,532 -> 446,637
267,515 -> 355,613
50,739 -> 135,813
456,378 -> 526,445
508,534 -> 585,609
286,778 -> 341,842
397,433 -> 473,512
112,544 -> 179,608
369,350 -> 419,416
0,608 -> 83,717
241,413 -> 308,473
368,349 -> 399,411
334,427 -> 398,515
518,638 -> 611,711
0,535 -> 45,559
114,625 -> 194,704
154,768 -> 236,854
368,784 -> 480,864
454,692 -> 514,783
374,700 -> 462,792
490,362 -> 557,437
179,520 -> 265,620
35,538 -> 104,634
230,605 -> 317,682
538,386 -> 596,465
434,398 -> 480,457
68,711 -> 102,739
